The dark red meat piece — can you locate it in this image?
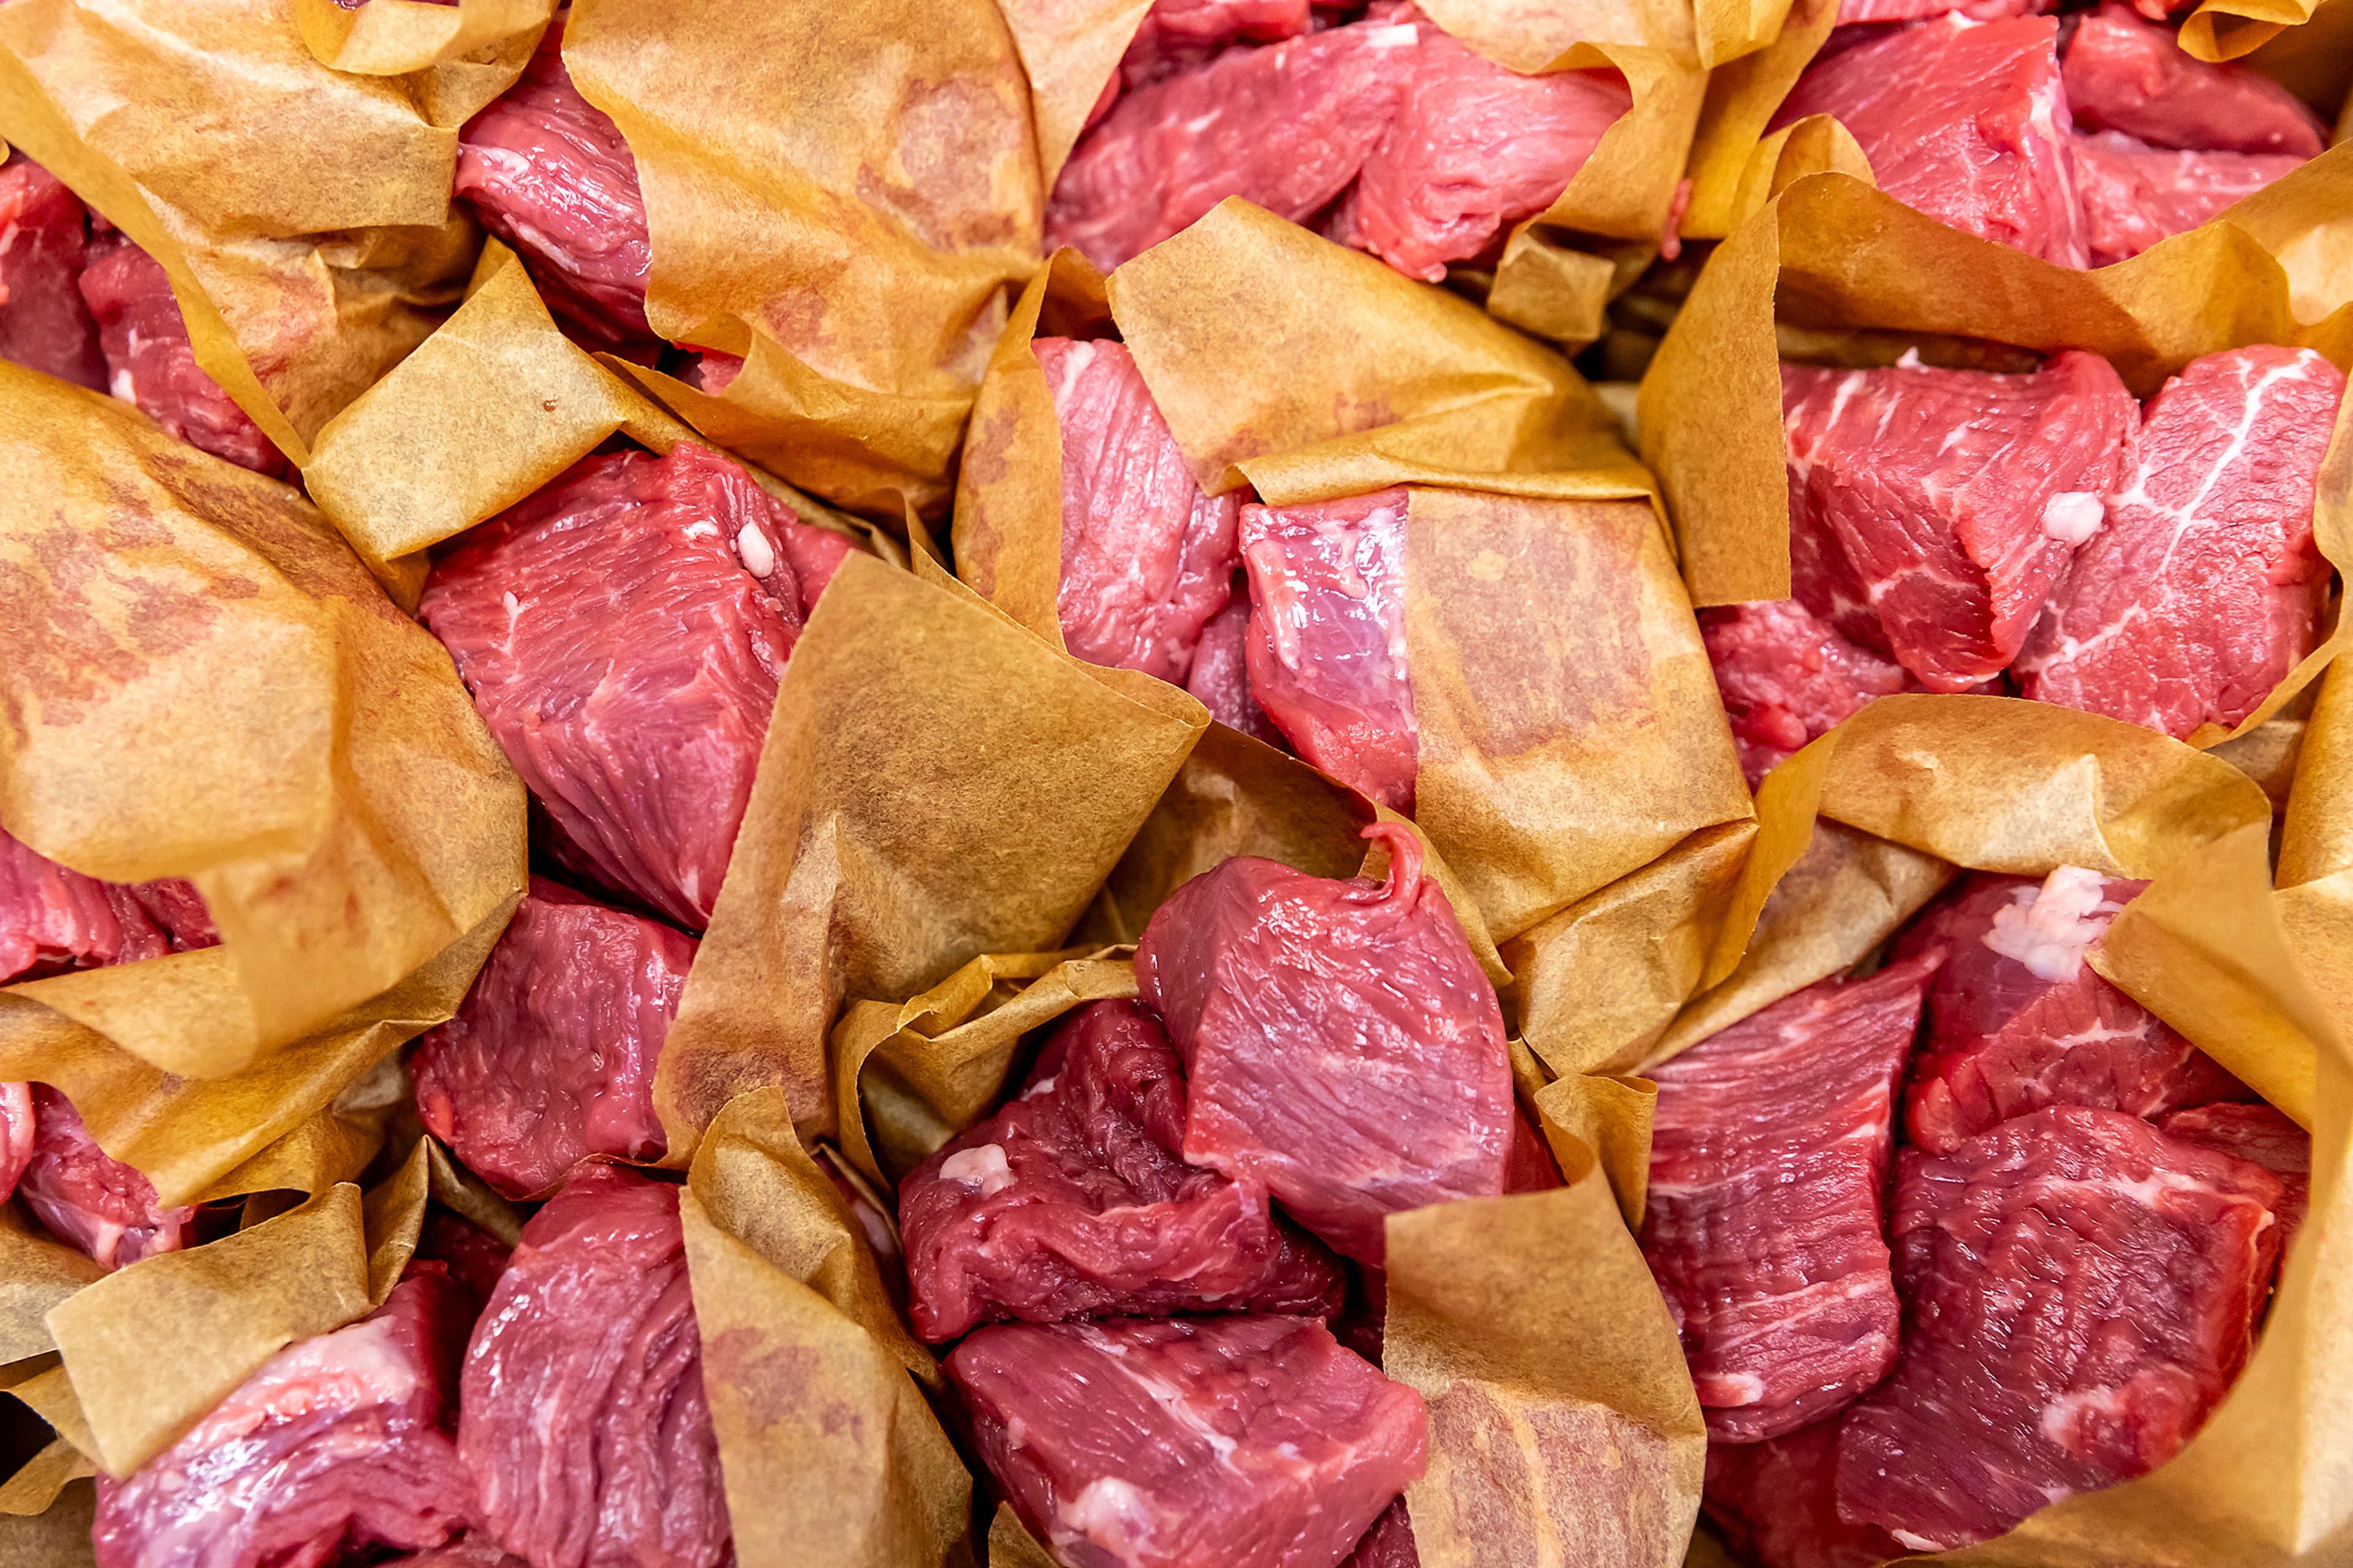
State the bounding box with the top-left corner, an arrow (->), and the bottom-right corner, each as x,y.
1836,1107 -> 2284,1551
1642,956 -> 1934,1444
1774,15 -> 2085,266
1702,1421 -> 1901,1568
91,1270 -> 476,1568
1184,588 -> 1291,747
814,1145 -> 906,1304
898,998 -> 1343,1341
19,1086 -> 195,1271
2018,346 -> 2344,737
1238,487 -> 1415,812
2062,6 -> 2323,156
1781,352 -> 2138,691
0,153 -> 104,389
1699,600 -> 1912,786
950,1314 -> 1428,1568
2161,1100 -> 2310,1247
77,235 -> 287,477
415,1211 -> 517,1315
1037,335 -> 1240,682
1339,1499 -> 1419,1568
389,1540 -> 529,1568
458,1165 -> 729,1568
1136,824 -> 1510,1265
2068,131 -> 2306,267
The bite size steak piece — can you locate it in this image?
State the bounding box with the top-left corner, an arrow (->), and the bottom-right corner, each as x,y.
1641,956 -> 1935,1444
2061,5 -> 2324,157
1136,823 -> 1510,1265
18,1086 -> 197,1271
77,235 -> 287,477
1184,588 -> 1292,746
2162,1100 -> 2311,1247
1038,336 -> 1240,683
2069,132 -> 2306,267
898,997 -> 1343,1342
412,876 -> 695,1200
1702,1420 -> 1901,1568
950,1314 -> 1427,1568
92,1268 -> 478,1568
1892,868 -> 2251,1155
1835,1106 -> 2284,1552
420,440 -> 857,931
0,153 -> 105,389
459,1165 -> 729,1568
1698,600 -> 1912,786
2018,346 -> 2344,738
1781,353 -> 2138,691
0,825 -> 216,985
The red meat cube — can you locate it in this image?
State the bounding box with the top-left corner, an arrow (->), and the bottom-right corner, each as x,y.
77,235 -> 288,477
1037,336 -> 1241,683
2068,131 -> 2306,267
2063,6 -> 2324,156
1237,487 -> 1415,812
1702,1421 -> 1901,1568
1642,956 -> 1934,1444
2019,346 -> 2344,737
1699,600 -> 1913,786
0,153 -> 105,390
1893,869 -> 2251,1155
1135,824 -> 1511,1265
458,1165 -> 729,1568
420,442 -> 855,930
949,1314 -> 1428,1568
898,998 -> 1343,1341
18,1086 -> 195,1271
2161,1100 -> 2311,1245
1781,353 -> 2139,691
1774,15 -> 2086,266
412,876 -> 694,1200
1339,1499 -> 1418,1568
92,1268 -> 476,1568
1836,1107 -> 2284,1551
1184,589 -> 1291,747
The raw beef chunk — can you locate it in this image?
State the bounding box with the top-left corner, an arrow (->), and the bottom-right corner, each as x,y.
1135,824 -> 1511,1265
2162,1101 -> 2311,1244
1184,589 -> 1290,746
412,876 -> 694,1200
1835,1106 -> 2284,1551
92,1269 -> 476,1568
2069,132 -> 2306,267
1774,16 -> 2086,267
78,235 -> 287,477
1893,868 -> 2251,1154
2,828 -> 170,982
1339,1499 -> 1418,1568
1037,336 -> 1240,682
0,153 -> 104,389
18,1086 -> 195,1270
898,998 -> 1344,1341
2018,346 -> 2344,737
1781,354 -> 2138,691
1703,1422 -> 1901,1568
950,1314 -> 1428,1568
1642,957 -> 1934,1444
2061,6 -> 2324,156
1238,487 -> 1416,811
458,1166 -> 729,1568
422,441 -> 854,930
0,1082 -> 29,1202
455,17 -> 656,353
1699,600 -> 1912,786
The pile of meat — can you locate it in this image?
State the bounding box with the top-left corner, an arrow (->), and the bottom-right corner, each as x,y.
1049,0 -> 1633,282
1703,342 -> 2346,782
1776,4 -> 2326,267
1641,865 -> 2308,1566
0,153 -> 287,475
898,824 -> 1557,1568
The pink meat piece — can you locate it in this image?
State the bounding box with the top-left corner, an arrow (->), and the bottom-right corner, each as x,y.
0,1081 -> 32,1202
1833,0 -> 2034,22
1641,956 -> 1935,1444
1,827 -> 169,983
91,1268 -> 476,1568
950,1315 -> 1428,1568
1781,353 -> 2139,691
1699,600 -> 1913,786
1185,588 -> 1292,748
1238,487 -> 1416,812
1703,1421 -> 1902,1568
77,235 -> 288,477
1037,336 -> 1240,682
0,153 -> 104,389
420,442 -> 857,930
2068,131 -> 2306,267
455,17 -> 656,352
2018,345 -> 2344,736
1835,1106 -> 2284,1551
898,998 -> 1343,1341
1892,870 -> 2253,1155
1135,823 -> 1511,1265
1048,17 -> 1417,272
1339,1499 -> 1419,1568
1774,15 -> 2086,267
2161,1100 -> 2310,1247
458,1165 -> 729,1568
19,1086 -> 196,1270
2063,5 -> 2324,156
411,876 -> 694,1200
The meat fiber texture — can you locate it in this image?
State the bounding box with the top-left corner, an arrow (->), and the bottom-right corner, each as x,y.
0,153 -> 104,390
1891,868 -> 2253,1156
458,1165 -> 729,1568
420,440 -> 854,931
18,1085 -> 198,1271
1,825 -> 215,985
2061,6 -> 2323,156
1135,823 -> 1511,1265
92,1268 -> 477,1568
1049,9 -> 1628,284
1038,336 -> 1240,683
2069,132 -> 2307,268
950,1314 -> 1428,1568
1184,591 -> 1291,747
2019,346 -> 2344,738
412,876 -> 695,1200
1699,601 -> 1914,786
1835,1106 -> 2286,1551
1642,956 -> 1934,1444
898,998 -> 1344,1342
2162,1101 -> 2311,1242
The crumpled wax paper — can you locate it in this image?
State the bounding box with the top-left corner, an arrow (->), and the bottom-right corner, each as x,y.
297,0 -> 553,128
0,0 -> 492,468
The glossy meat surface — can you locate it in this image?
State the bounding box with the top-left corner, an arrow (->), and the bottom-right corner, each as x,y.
2068,130 -> 2305,267
19,1086 -> 195,1271
2061,5 -> 2323,156
1185,589 -> 1291,746
2162,1100 -> 2311,1246
78,236 -> 287,477
0,1081 -> 31,1203
1699,600 -> 1912,786
1702,1422 -> 1900,1568
0,153 -> 104,389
